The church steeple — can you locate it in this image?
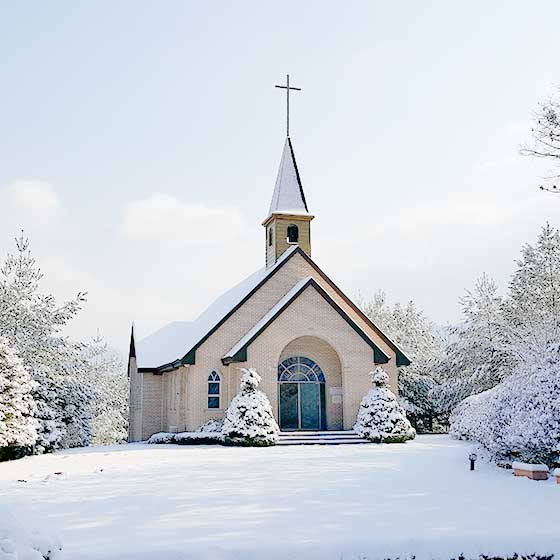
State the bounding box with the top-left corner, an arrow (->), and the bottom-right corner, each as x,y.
263,137 -> 314,267
268,137 -> 309,216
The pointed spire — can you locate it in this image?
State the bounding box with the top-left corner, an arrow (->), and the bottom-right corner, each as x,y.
268,137 -> 309,217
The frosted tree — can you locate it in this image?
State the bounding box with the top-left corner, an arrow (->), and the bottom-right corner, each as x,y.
83,335 -> 128,445
435,274 -> 509,413
450,224 -> 560,463
359,292 -> 444,429
222,368 -> 279,446
354,368 -> 416,443
521,85 -> 560,193
0,337 -> 38,458
0,233 -> 92,452
501,223 -> 560,362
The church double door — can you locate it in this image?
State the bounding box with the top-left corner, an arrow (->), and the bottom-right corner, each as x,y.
278,357 -> 327,431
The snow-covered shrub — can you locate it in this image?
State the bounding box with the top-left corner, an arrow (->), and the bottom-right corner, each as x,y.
0,338 -> 38,460
146,432 -> 176,444
354,367 -> 416,443
147,431 -> 223,445
197,418 -> 223,433
0,504 -> 63,559
450,348 -> 560,464
222,368 -> 279,446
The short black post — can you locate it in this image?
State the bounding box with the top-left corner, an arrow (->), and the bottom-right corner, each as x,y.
469,452 -> 477,471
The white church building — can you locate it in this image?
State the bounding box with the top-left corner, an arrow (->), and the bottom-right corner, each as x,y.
128,133 -> 410,442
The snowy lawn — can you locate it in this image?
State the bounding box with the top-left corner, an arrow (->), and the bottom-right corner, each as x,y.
0,435 -> 558,560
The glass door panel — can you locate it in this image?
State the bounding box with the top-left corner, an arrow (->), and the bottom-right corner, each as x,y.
300,383 -> 320,430
279,383 -> 298,430
320,384 -> 327,430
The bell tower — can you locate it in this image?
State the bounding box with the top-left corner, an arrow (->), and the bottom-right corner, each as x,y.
263,137 -> 314,267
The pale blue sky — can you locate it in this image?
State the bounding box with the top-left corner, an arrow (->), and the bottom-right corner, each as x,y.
0,1 -> 557,354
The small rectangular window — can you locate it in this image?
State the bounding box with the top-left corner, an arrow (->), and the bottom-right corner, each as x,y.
208,382 -> 220,395
208,396 -> 220,409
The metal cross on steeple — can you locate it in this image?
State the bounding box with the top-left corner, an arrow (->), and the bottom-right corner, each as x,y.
275,74 -> 301,137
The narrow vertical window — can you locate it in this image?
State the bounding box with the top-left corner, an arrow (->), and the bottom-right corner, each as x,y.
268,227 -> 273,247
287,224 -> 299,243
208,371 -> 220,409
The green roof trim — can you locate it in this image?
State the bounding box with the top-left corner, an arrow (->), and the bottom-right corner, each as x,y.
182,348 -> 196,366
374,346 -> 390,364
396,350 -> 411,367
221,278 -> 390,366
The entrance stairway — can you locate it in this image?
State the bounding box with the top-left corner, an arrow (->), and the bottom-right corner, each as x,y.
277,430 -> 368,446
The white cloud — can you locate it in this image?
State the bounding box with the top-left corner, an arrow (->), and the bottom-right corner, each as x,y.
121,194 -> 246,244
0,180 -> 63,227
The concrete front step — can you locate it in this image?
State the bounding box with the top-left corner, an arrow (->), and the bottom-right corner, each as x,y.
278,430 -> 369,445
280,430 -> 358,438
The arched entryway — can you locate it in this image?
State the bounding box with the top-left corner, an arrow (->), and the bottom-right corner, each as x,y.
278,356 -> 327,431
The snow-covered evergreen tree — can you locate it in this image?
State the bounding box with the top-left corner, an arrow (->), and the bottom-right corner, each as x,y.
359,292 -> 443,429
353,367 -> 416,443
435,274 -> 509,414
0,233 -> 92,452
222,368 -> 279,446
0,337 -> 38,456
83,335 -> 128,445
501,223 -> 560,362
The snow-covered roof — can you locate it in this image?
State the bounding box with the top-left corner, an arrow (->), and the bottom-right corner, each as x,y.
133,246 -> 300,369
267,137 -> 310,218
133,321 -> 195,370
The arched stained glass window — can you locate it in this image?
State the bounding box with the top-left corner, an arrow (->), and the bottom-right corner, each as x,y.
278,357 -> 325,383
208,371 -> 221,409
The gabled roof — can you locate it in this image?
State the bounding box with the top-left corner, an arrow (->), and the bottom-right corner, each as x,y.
222,276 -> 390,365
267,137 -> 310,218
133,246 -> 299,370
132,246 -> 411,372
132,320 -> 195,370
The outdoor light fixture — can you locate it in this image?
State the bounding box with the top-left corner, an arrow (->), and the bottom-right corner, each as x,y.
469,453 -> 478,471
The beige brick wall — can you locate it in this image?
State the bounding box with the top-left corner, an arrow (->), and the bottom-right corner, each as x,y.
141,372 -> 163,440
163,368 -> 189,432
184,363 -> 231,430
150,251 -> 399,436
266,225 -> 275,268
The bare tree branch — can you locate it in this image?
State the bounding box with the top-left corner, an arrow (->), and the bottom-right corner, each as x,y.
521,86 -> 560,193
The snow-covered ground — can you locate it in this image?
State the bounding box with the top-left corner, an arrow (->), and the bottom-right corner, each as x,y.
0,435 -> 558,560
